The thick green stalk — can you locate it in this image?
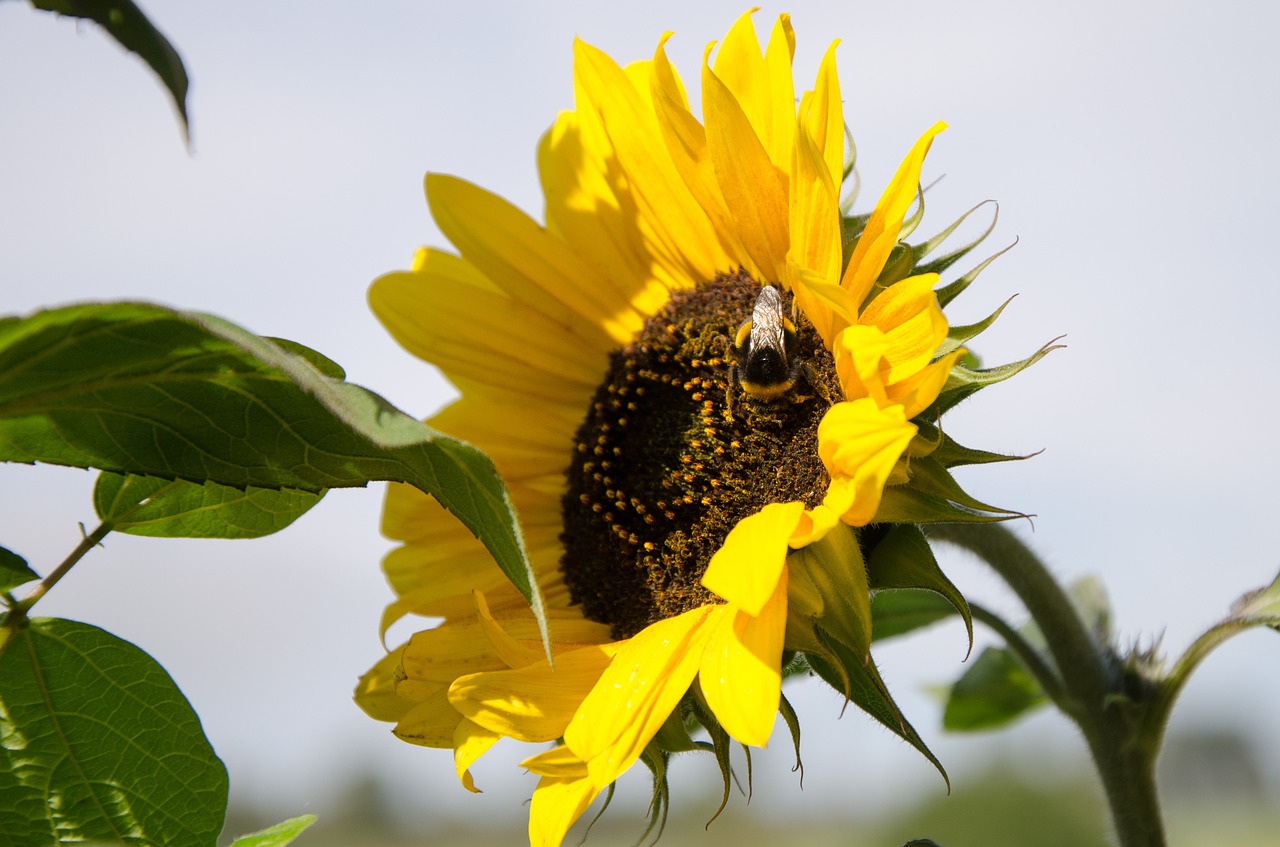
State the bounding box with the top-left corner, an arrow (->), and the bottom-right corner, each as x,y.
927,523 -> 1165,847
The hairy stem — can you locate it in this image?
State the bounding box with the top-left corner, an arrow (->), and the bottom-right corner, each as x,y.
928,522 -> 1165,847
17,522 -> 112,613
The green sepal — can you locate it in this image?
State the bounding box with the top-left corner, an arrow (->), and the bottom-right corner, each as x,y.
689,693 -> 736,827
942,645 -> 1048,731
912,201 -> 1000,287
225,815 -> 317,847
866,524 -> 972,655
930,336 -> 1064,416
0,302 -> 549,658
938,295 -> 1016,356
786,525 -> 872,660
778,691 -> 804,781
837,123 -> 860,213
0,546 -> 40,593
917,422 -> 1036,470
94,472 -> 323,539
30,0 -> 191,142
0,617 -> 228,847
650,699 -> 699,754
898,184 -> 927,243
877,455 -> 1022,525
804,633 -> 949,789
931,239 -> 1015,313
636,751 -> 670,845
1141,570 -> 1280,751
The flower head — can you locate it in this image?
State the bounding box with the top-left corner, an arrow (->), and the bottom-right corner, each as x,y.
356,10 -> 1044,845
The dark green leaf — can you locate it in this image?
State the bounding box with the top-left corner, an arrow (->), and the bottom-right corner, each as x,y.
0,617 -> 227,846
226,814 -> 317,847
0,303 -> 546,651
943,645 -> 1047,731
94,471 -> 323,538
30,0 -> 190,141
871,589 -> 958,642
0,546 -> 40,593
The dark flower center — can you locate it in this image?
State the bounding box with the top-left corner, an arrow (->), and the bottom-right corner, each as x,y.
560,271 -> 841,639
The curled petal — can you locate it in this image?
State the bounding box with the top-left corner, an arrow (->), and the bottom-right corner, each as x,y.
703,500 -> 805,614
818,400 -> 917,526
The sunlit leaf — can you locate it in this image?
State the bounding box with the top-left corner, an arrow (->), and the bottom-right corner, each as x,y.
0,546 -> 40,593
0,302 -> 546,652
225,814 -> 317,847
0,617 -> 227,846
94,471 -> 323,539
943,645 -> 1047,731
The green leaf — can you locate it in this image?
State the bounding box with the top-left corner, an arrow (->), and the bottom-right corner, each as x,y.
0,546 -> 40,593
0,617 -> 227,846
943,645 -> 1047,731
94,471 -> 324,538
0,302 -> 546,652
29,0 -> 191,141
871,589 -> 959,642
225,814 -> 317,847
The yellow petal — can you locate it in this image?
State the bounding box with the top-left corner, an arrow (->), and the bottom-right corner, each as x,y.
453,718 -> 500,793
799,39 -> 845,194
891,347 -> 966,419
787,502 -> 840,549
832,324 -> 891,406
817,400 -> 917,526
538,110 -> 669,318
448,644 -> 614,742
528,773 -> 603,847
787,117 -> 841,286
859,273 -> 947,384
703,44 -> 790,283
353,645 -> 412,723
650,35 -> 750,274
521,744 -> 589,778
564,606 -> 715,787
698,574 -> 787,747
702,500 -> 805,616
369,260 -> 606,395
472,589 -> 544,670
841,122 -> 947,306
573,38 -> 729,283
392,688 -> 461,748
427,174 -> 639,347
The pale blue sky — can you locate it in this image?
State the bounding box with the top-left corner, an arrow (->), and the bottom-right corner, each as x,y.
3,0 -> 1278,835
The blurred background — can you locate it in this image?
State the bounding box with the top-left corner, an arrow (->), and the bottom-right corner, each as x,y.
2,1 -> 1278,844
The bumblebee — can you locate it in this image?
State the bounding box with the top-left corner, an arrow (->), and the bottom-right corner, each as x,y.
729,284 -> 802,404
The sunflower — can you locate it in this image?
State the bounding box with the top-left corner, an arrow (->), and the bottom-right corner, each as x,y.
356,10 -> 1035,845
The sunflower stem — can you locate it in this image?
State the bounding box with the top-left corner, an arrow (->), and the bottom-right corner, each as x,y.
928,522 -> 1166,847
